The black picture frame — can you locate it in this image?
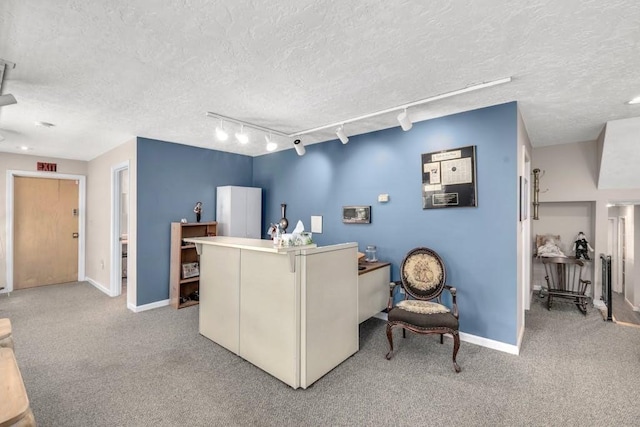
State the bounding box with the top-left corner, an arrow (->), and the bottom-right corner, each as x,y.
421,145 -> 477,209
342,206 -> 371,224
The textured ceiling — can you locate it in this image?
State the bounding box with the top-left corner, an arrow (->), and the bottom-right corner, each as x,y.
0,0 -> 639,160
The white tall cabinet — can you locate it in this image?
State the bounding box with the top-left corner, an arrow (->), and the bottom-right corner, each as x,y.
216,186 -> 262,239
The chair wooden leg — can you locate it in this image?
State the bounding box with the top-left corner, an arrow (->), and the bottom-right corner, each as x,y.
452,332 -> 461,373
385,324 -> 395,360
547,294 -> 552,310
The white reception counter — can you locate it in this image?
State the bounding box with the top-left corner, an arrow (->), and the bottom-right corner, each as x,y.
184,236 -> 359,389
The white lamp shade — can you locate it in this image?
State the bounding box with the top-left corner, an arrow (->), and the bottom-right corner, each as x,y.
397,110 -> 412,131
215,126 -> 228,141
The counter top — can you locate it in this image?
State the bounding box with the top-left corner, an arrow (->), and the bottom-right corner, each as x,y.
183,236 -> 317,254
358,261 -> 391,276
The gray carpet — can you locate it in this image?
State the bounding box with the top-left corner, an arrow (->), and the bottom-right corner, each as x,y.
2,282 -> 640,426
612,291 -> 640,326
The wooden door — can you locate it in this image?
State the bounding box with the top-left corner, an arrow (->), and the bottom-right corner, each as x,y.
14,177 -> 79,289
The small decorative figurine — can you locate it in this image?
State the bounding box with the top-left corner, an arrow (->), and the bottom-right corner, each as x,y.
573,231 -> 594,260
193,201 -> 203,223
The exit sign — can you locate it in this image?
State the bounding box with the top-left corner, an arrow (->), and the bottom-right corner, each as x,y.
37,162 -> 57,172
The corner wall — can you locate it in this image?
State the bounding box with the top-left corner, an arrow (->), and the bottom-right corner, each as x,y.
533,140 -> 640,301
253,102 -> 520,345
86,139 -> 136,305
136,138 -> 253,306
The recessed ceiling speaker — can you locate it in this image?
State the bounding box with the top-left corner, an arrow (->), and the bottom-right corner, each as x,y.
0,94 -> 17,107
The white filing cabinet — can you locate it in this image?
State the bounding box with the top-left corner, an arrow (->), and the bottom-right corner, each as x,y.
358,262 -> 391,324
216,186 -> 262,238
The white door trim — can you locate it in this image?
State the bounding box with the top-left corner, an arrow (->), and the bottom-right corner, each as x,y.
4,170 -> 86,293
110,161 -> 129,297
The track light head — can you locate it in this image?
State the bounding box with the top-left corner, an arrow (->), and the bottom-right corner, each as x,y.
215,126 -> 228,141
0,94 -> 17,107
235,124 -> 249,144
293,139 -> 306,156
265,134 -> 277,152
397,109 -> 412,131
336,126 -> 349,144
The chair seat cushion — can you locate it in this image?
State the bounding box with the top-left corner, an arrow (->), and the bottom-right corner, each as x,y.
388,306 -> 459,330
396,300 -> 449,314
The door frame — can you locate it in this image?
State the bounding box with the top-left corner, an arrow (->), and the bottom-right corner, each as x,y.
4,170 -> 86,293
110,161 -> 129,297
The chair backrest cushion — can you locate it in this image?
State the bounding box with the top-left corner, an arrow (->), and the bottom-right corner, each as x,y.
401,247 -> 446,300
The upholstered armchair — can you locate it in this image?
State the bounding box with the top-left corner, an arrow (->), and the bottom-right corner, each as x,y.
385,247 -> 460,372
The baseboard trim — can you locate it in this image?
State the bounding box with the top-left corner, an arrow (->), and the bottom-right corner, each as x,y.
369,311 -> 519,355
85,277 -> 113,297
128,299 -> 170,313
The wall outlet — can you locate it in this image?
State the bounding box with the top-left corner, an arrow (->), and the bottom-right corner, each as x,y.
378,193 -> 389,203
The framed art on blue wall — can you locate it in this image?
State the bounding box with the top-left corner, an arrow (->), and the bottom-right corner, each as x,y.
342,206 -> 371,223
421,145 -> 477,209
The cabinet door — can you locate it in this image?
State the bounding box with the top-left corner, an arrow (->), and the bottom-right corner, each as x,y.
199,245 -> 240,354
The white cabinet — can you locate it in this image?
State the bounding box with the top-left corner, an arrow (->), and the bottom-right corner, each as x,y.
358,262 -> 391,323
216,186 -> 262,238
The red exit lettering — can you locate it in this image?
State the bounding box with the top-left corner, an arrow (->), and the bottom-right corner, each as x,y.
37,162 -> 57,172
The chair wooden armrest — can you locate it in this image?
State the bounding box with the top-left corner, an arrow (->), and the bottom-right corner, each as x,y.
0,348 -> 35,427
388,281 -> 402,311
444,285 -> 459,318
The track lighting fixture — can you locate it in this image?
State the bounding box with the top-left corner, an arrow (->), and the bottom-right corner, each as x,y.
397,109 -> 412,131
205,76 -> 512,154
235,124 -> 249,144
215,119 -> 228,141
293,139 -> 306,156
336,126 -> 349,144
265,134 -> 277,152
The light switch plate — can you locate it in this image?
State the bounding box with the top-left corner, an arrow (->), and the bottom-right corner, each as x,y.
311,215 -> 323,233
378,193 -> 389,203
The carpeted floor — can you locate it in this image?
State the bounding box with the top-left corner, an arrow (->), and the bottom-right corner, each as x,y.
611,291 -> 640,326
1,282 -> 640,426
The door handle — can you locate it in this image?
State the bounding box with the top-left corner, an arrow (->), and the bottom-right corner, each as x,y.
72,233 -> 79,238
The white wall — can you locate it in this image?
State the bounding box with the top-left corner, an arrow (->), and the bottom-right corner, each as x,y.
0,152 -> 87,288
533,139 -> 640,301
86,140 -> 136,307
516,106 -> 532,347
532,202 -> 595,291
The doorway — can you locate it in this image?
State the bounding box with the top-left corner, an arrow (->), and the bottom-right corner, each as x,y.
5,170 -> 86,292
110,162 -> 129,298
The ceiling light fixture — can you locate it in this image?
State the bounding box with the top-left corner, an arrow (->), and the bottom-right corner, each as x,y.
235,124 -> 249,144
215,119 -> 228,141
35,121 -> 55,128
205,76 -> 512,153
336,126 -> 349,144
293,139 -> 306,156
628,96 -> 640,105
0,94 -> 16,107
265,134 -> 277,152
397,109 -> 412,131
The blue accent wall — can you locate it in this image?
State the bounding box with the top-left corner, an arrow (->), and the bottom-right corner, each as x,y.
136,137 -> 253,306
252,102 -> 519,344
